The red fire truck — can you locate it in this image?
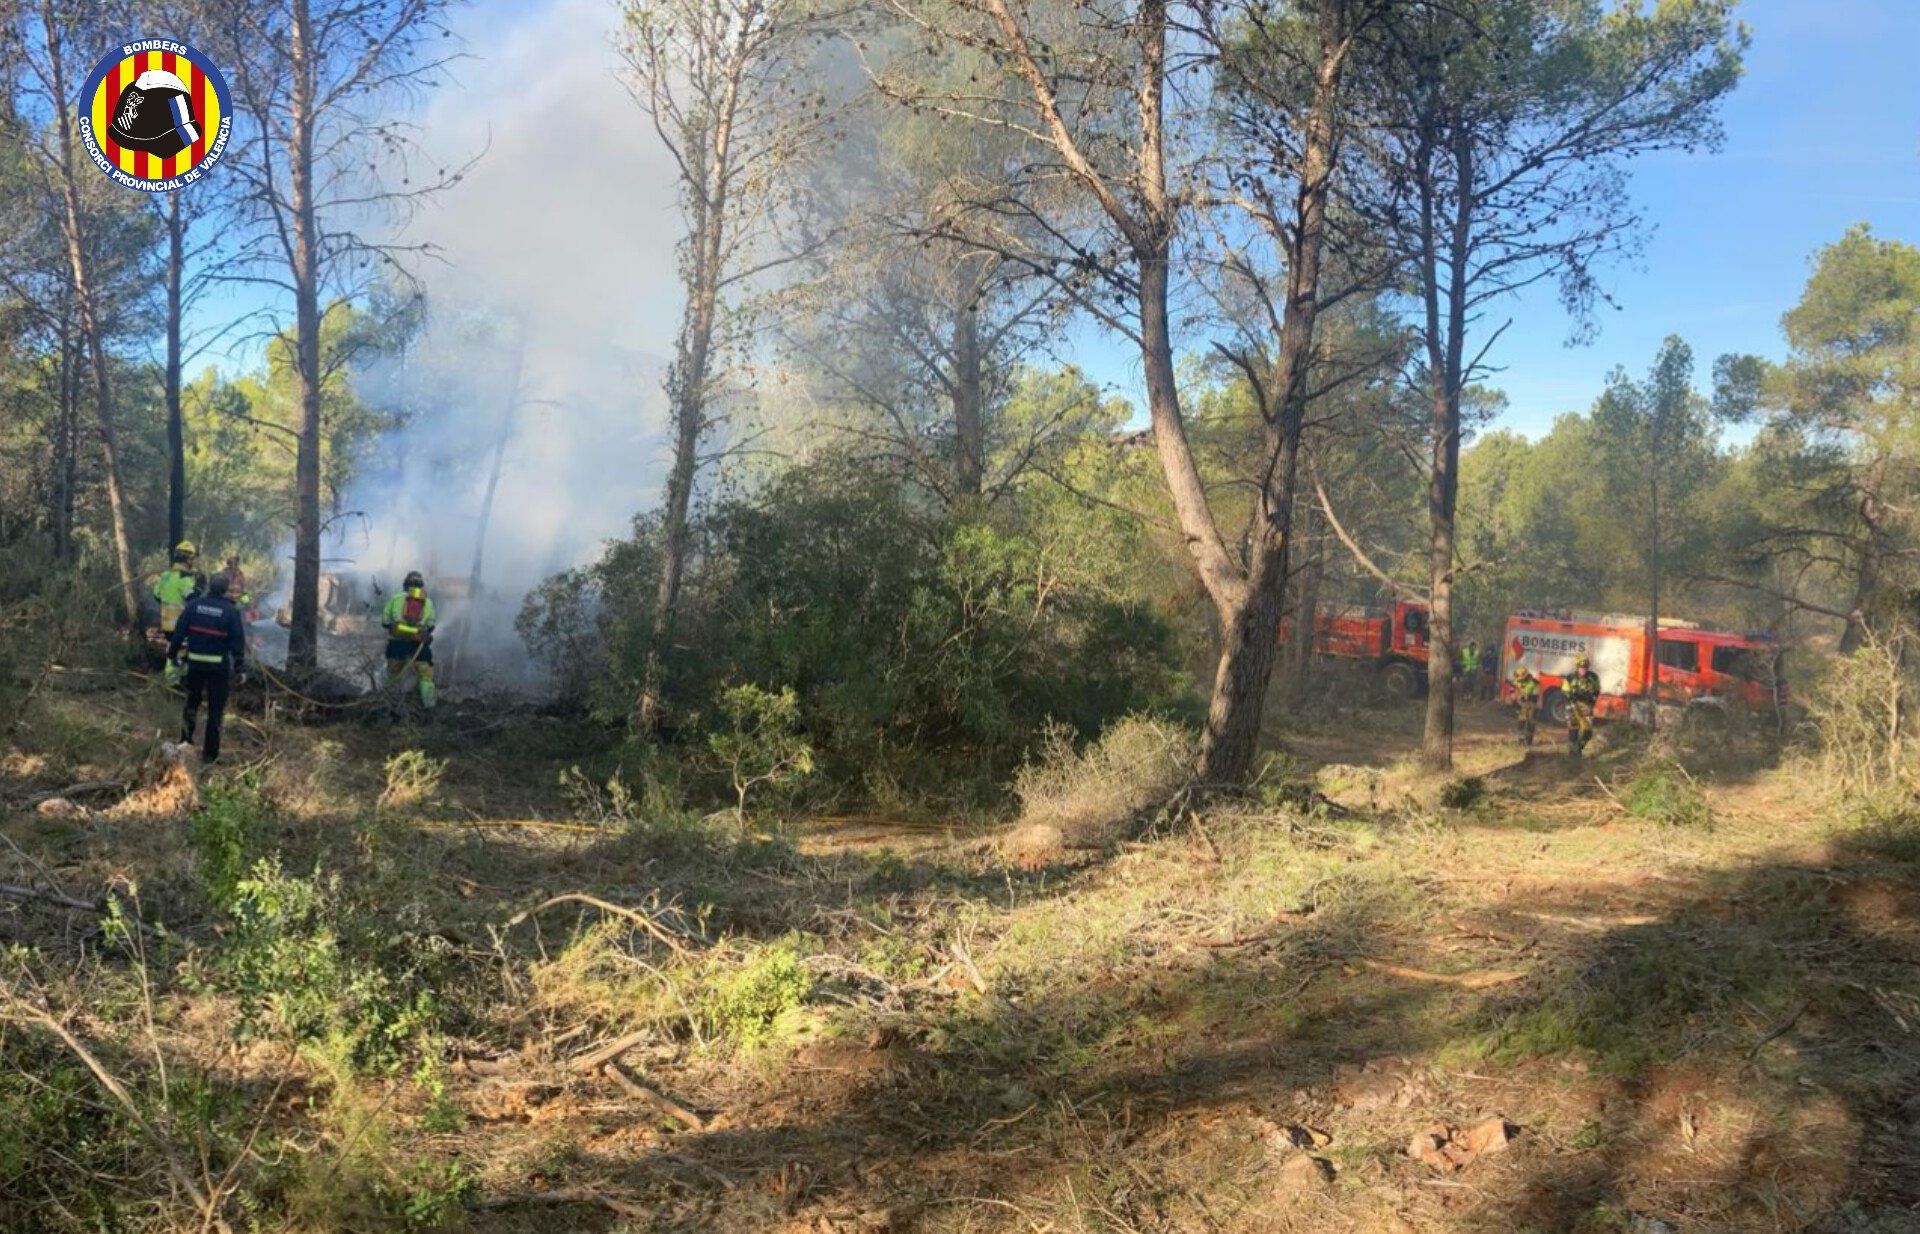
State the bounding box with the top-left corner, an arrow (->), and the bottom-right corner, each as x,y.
1286,600 -> 1433,697
1498,610 -> 1785,724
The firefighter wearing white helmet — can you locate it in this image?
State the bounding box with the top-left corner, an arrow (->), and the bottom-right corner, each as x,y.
108,70 -> 203,160
381,571 -> 437,710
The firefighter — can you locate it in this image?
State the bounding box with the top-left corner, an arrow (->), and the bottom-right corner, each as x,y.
223,556 -> 257,621
381,571 -> 437,710
152,541 -> 202,686
168,573 -> 246,764
1511,665 -> 1540,746
1563,653 -> 1601,758
1459,640 -> 1482,698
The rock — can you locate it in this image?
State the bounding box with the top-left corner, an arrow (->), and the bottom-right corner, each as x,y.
1275,1152 -> 1334,1193
34,797 -> 87,821
1334,1059 -> 1430,1111
1409,1124 -> 1468,1173
1408,1117 -> 1516,1173
1462,1116 -> 1512,1156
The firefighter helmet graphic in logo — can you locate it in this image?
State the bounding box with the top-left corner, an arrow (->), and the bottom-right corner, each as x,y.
109,69 -> 201,158
78,40 -> 231,191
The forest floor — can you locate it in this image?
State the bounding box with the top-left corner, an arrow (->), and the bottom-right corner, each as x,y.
3,659 -> 1919,1233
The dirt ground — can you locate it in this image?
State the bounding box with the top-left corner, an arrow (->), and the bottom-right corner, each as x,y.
2,674 -> 1917,1233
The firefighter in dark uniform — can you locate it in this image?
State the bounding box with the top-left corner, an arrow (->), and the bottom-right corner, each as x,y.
168,574 -> 247,764
1563,653 -> 1601,758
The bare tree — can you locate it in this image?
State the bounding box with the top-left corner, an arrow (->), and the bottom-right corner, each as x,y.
6,0 -> 156,624
1351,0 -> 1743,768
875,0 -> 1387,783
213,0 -> 464,674
619,0 -> 833,728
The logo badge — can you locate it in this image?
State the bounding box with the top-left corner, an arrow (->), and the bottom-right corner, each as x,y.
78,40 -> 231,191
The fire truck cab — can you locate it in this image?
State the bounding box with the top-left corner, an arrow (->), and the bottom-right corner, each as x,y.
1288,600 -> 1433,698
1499,610 -> 1784,725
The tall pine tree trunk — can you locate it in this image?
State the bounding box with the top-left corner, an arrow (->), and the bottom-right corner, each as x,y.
43,0 -> 137,625
165,190 -> 186,550
951,264 -> 987,499
286,0 -> 324,675
1420,136 -> 1473,771
50,297 -> 77,561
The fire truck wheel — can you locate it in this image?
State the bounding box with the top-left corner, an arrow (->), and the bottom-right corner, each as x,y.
1381,662 -> 1421,700
1542,688 -> 1570,727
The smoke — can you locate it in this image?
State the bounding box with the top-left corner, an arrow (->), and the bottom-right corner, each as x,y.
307,0 -> 685,692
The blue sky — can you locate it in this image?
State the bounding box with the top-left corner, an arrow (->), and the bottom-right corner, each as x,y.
1474,0 -> 1920,436
1058,0 -> 1920,438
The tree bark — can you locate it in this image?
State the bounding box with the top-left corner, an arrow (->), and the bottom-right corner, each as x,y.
43,0 -> 137,626
164,190 -> 186,550
1196,8 -> 1346,783
1840,491 -> 1882,654
1290,500 -> 1323,686
1420,133 -> 1472,772
951,284 -> 985,499
638,22 -> 746,730
51,296 -> 77,561
287,0 -> 324,675
1646,472 -> 1660,730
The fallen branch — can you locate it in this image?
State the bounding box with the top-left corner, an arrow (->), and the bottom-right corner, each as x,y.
1361,959 -> 1526,990
0,880 -> 159,937
950,933 -> 989,995
503,893 -> 697,956
28,779 -> 126,805
602,1061 -> 707,1131
569,1028 -> 653,1074
1195,909 -> 1314,949
1511,909 -> 1659,932
475,1186 -> 649,1218
1746,1000 -> 1808,1060
1,1000 -> 233,1233
0,881 -> 107,915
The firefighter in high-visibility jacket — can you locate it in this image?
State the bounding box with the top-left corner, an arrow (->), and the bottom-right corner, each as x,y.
381,571 -> 436,709
168,573 -> 246,764
1563,653 -> 1601,757
152,541 -> 202,685
1511,665 -> 1541,746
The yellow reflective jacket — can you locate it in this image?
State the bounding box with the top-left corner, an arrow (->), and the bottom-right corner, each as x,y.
152,568 -> 198,608
382,590 -> 436,641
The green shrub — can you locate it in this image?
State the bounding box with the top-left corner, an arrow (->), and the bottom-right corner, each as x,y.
191,776 -> 272,911
1621,767 -> 1712,829
379,749 -> 448,813
520,452 -> 1193,802
707,940 -> 814,1049
213,860 -> 441,1074
709,684 -> 814,822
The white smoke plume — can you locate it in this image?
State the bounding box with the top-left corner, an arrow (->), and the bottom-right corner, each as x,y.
301,0 -> 685,692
